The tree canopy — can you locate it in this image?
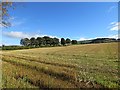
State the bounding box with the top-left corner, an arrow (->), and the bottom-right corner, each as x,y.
71,40 -> 77,44
66,38 -> 71,45
20,36 -> 78,47
20,36 -> 60,47
61,38 -> 66,46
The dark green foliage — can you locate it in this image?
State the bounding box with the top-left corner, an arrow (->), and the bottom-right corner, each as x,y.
52,38 -> 59,46
2,46 -> 31,50
71,40 -> 77,44
43,36 -> 52,46
20,38 -> 30,46
66,38 -> 71,45
30,37 -> 36,46
19,37 -> 71,47
117,38 -> 120,42
61,38 -> 66,46
20,36 -> 60,47
36,37 -> 43,46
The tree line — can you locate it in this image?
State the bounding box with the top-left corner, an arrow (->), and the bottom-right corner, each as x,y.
20,36 -> 78,47
2,37 -> 119,50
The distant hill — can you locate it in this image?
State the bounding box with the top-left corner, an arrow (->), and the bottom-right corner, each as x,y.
78,38 -> 119,44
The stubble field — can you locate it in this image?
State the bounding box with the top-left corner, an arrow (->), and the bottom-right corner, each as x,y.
1,43 -> 119,89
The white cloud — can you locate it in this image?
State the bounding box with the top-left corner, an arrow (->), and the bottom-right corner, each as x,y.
0,42 -> 2,46
110,21 -> 116,25
79,37 -> 93,41
3,31 -> 59,39
79,34 -> 119,41
96,34 -> 118,39
109,34 -> 118,39
30,34 -> 59,39
3,31 -> 30,38
108,6 -> 116,13
109,22 -> 120,31
0,24 -> 3,28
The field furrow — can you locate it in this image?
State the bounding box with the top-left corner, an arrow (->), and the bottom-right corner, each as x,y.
2,56 -> 78,84
2,61 -> 76,88
2,54 -> 76,68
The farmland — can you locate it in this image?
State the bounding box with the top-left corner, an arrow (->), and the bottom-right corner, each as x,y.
1,42 -> 119,89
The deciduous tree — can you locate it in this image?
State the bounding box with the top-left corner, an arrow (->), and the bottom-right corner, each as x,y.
20,38 -> 30,46
61,38 -> 66,46
71,40 -> 77,44
66,38 -> 71,45
30,37 -> 36,46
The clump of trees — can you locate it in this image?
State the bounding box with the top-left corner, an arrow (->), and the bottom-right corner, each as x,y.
71,40 -> 78,44
20,36 -> 78,47
20,36 -> 59,47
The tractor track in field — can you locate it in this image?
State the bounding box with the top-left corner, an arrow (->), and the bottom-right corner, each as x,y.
2,58 -> 77,85
3,60 -> 80,88
2,54 -> 117,75
2,58 -> 105,88
2,54 -> 76,69
3,61 -> 75,89
14,74 -> 54,89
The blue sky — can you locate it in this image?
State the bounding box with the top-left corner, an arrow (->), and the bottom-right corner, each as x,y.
1,2 -> 118,45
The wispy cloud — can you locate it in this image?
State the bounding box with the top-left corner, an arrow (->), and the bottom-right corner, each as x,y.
3,31 -> 59,39
11,21 -> 24,27
108,6 -> 116,13
11,19 -> 26,27
109,22 -> 120,31
0,16 -> 21,28
7,17 -> 26,27
9,16 -> 17,21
